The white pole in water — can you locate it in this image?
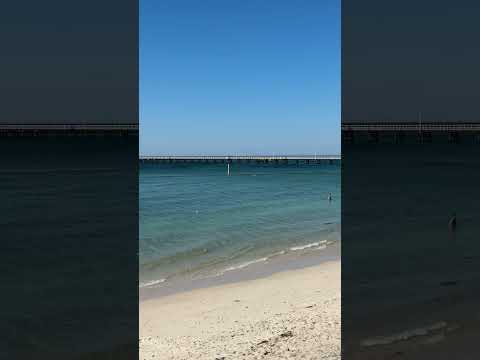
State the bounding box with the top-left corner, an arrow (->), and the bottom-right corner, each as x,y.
227,163 -> 230,176
418,111 -> 423,143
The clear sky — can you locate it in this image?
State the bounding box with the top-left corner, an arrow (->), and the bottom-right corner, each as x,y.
140,0 -> 340,155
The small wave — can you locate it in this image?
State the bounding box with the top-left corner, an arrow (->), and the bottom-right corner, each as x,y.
139,278 -> 166,288
269,250 -> 287,257
223,257 -> 269,273
360,322 -> 447,347
290,240 -> 327,251
217,241 -> 333,276
211,250 -> 287,277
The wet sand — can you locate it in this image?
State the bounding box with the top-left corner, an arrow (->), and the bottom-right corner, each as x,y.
344,284 -> 480,360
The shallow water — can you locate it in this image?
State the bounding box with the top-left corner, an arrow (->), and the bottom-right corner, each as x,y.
140,162 -> 340,287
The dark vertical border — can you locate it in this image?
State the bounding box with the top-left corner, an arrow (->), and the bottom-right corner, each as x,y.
0,1 -> 138,359
343,1 -> 480,359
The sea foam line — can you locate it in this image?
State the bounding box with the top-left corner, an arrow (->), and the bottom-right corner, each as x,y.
290,240 -> 328,251
139,278 -> 166,288
216,239 -> 335,276
223,257 -> 269,273
360,322 -> 447,347
217,250 -> 287,276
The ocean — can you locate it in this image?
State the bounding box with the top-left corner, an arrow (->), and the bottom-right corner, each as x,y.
1,137 -> 138,356
343,144 -> 480,322
139,161 -> 340,288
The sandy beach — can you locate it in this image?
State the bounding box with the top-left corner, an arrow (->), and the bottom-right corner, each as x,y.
140,260 -> 340,360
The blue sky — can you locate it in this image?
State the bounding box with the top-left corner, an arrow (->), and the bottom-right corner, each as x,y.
140,0 -> 339,155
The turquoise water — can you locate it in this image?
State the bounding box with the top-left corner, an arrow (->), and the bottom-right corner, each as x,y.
139,162 -> 340,287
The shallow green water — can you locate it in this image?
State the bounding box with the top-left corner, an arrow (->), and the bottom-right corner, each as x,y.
140,162 -> 340,287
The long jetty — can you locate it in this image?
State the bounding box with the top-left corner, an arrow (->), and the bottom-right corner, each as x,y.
341,122 -> 480,131
0,123 -> 138,136
342,122 -> 480,144
140,155 -> 340,165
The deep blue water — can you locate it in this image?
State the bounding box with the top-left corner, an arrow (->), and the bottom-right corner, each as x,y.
139,162 -> 340,287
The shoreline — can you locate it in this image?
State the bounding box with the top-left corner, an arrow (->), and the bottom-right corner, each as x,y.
140,256 -> 340,360
343,277 -> 480,359
140,240 -> 340,301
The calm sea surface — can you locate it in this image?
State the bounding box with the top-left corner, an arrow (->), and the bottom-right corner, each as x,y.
139,162 -> 340,287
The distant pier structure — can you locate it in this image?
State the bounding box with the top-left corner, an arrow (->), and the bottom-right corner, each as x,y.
0,123 -> 138,136
140,155 -> 341,165
342,122 -> 480,144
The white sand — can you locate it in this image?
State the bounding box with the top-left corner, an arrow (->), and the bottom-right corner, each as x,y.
140,261 -> 340,360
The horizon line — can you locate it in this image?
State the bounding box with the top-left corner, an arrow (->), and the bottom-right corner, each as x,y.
139,154 -> 341,158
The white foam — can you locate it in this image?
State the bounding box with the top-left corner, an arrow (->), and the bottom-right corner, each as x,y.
269,250 -> 287,257
211,250 -> 287,277
290,240 -> 327,251
213,239 -> 334,278
223,257 -> 269,273
139,278 -> 166,288
360,322 -> 447,347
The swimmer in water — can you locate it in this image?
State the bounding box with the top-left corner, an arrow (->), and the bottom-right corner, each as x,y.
328,192 -> 332,202
448,212 -> 457,232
